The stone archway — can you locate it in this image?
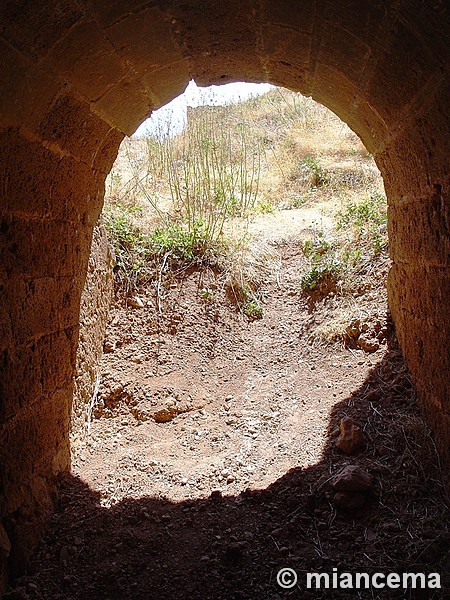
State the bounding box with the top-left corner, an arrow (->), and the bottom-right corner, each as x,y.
0,0 -> 449,589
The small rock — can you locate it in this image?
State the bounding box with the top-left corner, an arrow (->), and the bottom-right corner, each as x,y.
128,296 -> 145,308
165,396 -> 177,408
223,542 -> 245,563
103,340 -> 115,353
153,408 -> 175,423
357,334 -> 380,353
333,491 -> 368,511
335,417 -> 366,454
331,465 -> 374,492
345,319 -> 360,338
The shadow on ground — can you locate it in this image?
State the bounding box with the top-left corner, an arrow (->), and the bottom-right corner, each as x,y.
6,332 -> 450,600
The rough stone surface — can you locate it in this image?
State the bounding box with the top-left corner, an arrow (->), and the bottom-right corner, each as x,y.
331,465 -> 374,493
73,222 -> 114,428
0,0 -> 449,591
335,417 -> 366,454
332,491 -> 368,512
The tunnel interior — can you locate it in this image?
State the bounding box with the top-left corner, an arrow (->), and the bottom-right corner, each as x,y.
0,0 -> 449,591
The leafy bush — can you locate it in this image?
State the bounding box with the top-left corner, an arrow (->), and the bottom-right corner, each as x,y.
148,221 -> 225,264
336,192 -> 387,256
337,192 -> 386,230
301,262 -> 339,293
104,204 -> 151,292
303,236 -> 331,261
243,298 -> 263,320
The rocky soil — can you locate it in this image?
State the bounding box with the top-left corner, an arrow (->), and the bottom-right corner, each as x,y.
7,232 -> 449,600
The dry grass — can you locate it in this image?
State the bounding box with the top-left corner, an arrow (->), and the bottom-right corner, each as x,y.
105,88 -> 384,220
104,87 -> 387,323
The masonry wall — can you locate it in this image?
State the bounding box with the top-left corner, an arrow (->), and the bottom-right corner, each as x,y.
73,223 -> 114,429
0,0 -> 448,590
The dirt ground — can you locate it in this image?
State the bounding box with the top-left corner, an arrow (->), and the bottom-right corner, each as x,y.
8,222 -> 450,600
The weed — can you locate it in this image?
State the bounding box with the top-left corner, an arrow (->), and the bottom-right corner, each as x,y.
342,248 -> 362,267
243,298 -> 263,320
103,204 -> 151,293
337,192 -> 386,231
300,156 -> 329,187
289,193 -> 308,208
200,287 -> 216,302
148,222 -> 212,261
256,198 -> 275,213
301,262 -> 339,293
336,192 -> 387,259
161,105 -> 262,245
303,236 -> 331,261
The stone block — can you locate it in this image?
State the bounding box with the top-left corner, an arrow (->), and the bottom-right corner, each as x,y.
0,325 -> 78,421
104,6 -> 183,68
0,0 -> 82,60
140,61 -> 190,112
0,41 -> 60,134
262,25 -> 312,70
39,92 -> 113,162
365,20 -> 438,127
74,224 -> 114,421
317,24 -> 371,83
388,195 -> 450,267
80,0 -> 155,28
92,77 -> 155,135
0,217 -> 92,279
44,18 -> 126,101
0,129 -> 106,223
261,0 -> 315,33
319,0 -> 388,47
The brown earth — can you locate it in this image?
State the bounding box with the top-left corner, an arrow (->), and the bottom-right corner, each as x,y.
7,235 -> 449,600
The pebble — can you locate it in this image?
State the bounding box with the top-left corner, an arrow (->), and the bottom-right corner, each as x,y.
128,296 -> 145,309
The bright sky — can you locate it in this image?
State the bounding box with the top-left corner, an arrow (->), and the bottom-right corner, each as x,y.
134,80 -> 274,138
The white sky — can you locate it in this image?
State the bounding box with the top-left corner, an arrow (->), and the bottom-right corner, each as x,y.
134,80 -> 274,137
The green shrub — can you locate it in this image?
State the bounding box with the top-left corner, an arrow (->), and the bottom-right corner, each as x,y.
303,236 -> 331,261
104,204 -> 151,292
300,156 -> 329,187
243,298 -> 263,320
336,192 -> 387,257
336,192 -> 386,230
301,262 -> 338,293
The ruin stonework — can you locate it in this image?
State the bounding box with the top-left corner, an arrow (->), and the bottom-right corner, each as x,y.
0,0 -> 449,590
73,222 -> 114,429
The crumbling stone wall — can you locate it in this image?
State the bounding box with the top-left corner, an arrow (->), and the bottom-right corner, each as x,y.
0,0 -> 448,590
73,222 -> 114,429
